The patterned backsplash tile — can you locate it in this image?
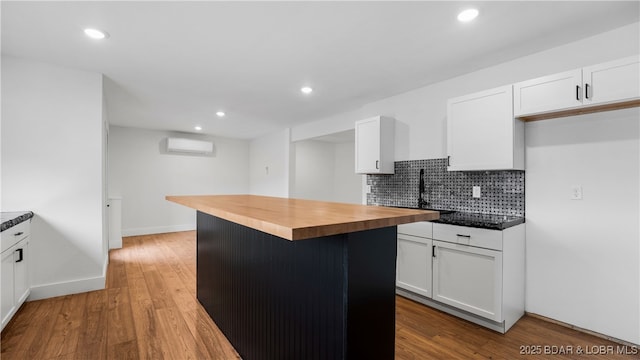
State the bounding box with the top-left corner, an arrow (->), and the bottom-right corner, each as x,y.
367,158 -> 524,216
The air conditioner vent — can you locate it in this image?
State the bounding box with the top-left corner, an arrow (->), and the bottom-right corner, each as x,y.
166,138 -> 214,154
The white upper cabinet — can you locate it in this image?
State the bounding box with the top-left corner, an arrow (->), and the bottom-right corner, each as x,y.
447,85 -> 524,171
514,55 -> 640,119
583,55 -> 640,106
513,69 -> 582,116
355,116 -> 395,174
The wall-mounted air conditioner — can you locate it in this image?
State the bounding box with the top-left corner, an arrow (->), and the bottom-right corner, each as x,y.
166,137 -> 214,154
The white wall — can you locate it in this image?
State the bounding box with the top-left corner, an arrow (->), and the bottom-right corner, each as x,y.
249,128 -> 291,197
333,142 -> 362,204
291,109 -> 363,142
526,109 -> 639,344
1,56 -> 106,299
292,140 -> 335,201
287,22 -> 640,344
291,140 -> 362,203
108,126 -> 250,235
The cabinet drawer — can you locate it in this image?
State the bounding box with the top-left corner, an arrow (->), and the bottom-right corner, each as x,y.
1,221 -> 30,253
398,221 -> 432,238
432,223 -> 502,251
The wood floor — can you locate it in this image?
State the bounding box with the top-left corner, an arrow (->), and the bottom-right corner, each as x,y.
1,231 -> 634,359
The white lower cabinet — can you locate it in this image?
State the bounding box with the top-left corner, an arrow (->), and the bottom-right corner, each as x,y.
1,221 -> 31,331
1,249 -> 16,326
13,239 -> 30,307
397,234 -> 432,298
396,222 -> 525,333
432,240 -> 502,322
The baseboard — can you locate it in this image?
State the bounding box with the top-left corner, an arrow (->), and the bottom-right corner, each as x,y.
526,312 -> 639,347
103,253 -> 109,274
122,224 -> 195,237
29,274 -> 106,300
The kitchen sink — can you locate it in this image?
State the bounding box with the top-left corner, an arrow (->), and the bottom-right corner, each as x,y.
390,206 -> 456,215
423,208 -> 456,215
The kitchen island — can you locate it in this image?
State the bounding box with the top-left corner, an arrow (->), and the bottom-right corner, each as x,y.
166,195 -> 438,360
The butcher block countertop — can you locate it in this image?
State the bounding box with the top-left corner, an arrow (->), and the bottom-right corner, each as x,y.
166,195 -> 439,241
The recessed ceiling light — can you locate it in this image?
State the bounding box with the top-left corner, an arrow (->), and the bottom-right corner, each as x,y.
457,9 -> 479,22
84,28 -> 109,39
194,126 -> 202,131
301,86 -> 313,94
216,111 -> 225,117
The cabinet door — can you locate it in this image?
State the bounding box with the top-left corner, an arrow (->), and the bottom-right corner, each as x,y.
1,249 -> 15,328
432,240 -> 502,322
13,239 -> 29,305
583,55 -> 640,106
447,85 -> 520,171
397,234 -> 432,298
513,69 -> 582,116
355,118 -> 381,173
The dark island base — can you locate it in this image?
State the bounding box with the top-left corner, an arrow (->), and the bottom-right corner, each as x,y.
196,211 -> 397,360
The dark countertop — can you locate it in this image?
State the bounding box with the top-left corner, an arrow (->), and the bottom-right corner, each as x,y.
433,211 -> 524,230
392,206 -> 524,230
1,211 -> 34,232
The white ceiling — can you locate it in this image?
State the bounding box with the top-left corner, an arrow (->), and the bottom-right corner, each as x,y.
2,1 -> 638,139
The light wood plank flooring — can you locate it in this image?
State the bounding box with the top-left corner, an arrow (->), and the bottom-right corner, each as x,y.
1,231 -> 634,359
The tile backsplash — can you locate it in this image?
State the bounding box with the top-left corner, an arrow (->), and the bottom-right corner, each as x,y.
367,158 -> 524,216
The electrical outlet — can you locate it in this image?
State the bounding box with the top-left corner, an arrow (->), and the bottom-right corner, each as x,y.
472,186 -> 481,198
366,185 -> 372,193
570,185 -> 583,200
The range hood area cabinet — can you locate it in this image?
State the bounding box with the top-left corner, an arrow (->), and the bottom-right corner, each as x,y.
514,55 -> 640,121
447,85 -> 525,171
355,116 -> 395,174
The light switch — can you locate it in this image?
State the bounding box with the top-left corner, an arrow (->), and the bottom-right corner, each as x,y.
570,185 -> 583,200
472,186 -> 481,198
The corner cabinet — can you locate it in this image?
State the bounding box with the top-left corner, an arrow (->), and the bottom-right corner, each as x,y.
1,220 -> 31,331
355,116 -> 395,174
446,85 -> 524,171
514,55 -> 640,120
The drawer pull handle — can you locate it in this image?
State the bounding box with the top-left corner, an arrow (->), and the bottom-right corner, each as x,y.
14,232 -> 24,236
15,248 -> 23,263
456,234 -> 471,238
